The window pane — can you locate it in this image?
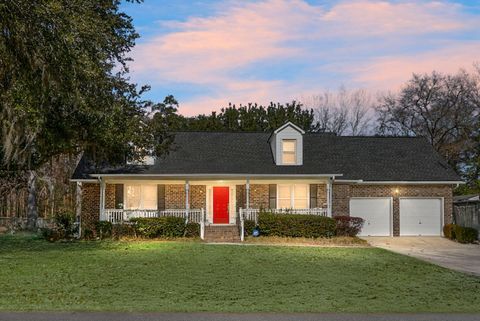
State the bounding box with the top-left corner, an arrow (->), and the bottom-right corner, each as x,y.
294,184 -> 308,199
278,199 -> 292,209
125,185 -> 141,209
294,199 -> 308,209
142,185 -> 157,209
282,140 -> 296,152
278,185 -> 291,199
283,152 -> 296,164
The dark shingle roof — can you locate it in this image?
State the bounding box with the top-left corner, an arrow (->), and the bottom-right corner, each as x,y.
72,131 -> 461,182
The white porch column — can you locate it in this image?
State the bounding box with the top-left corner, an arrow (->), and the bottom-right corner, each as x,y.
99,177 -> 106,221
185,180 -> 190,222
76,182 -> 82,238
246,178 -> 250,209
327,178 -> 333,217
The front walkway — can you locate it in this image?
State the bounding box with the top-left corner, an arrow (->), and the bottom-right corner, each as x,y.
363,236 -> 480,276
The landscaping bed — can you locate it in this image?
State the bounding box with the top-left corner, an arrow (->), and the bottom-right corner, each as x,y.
243,236 -> 369,247
1,234 -> 480,313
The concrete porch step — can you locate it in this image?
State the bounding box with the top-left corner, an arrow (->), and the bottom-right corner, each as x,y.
204,225 -> 241,243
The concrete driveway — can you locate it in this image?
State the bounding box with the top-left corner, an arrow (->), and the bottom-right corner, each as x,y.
363,237 -> 480,276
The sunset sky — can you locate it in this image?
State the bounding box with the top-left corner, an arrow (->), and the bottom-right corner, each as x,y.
122,0 -> 480,115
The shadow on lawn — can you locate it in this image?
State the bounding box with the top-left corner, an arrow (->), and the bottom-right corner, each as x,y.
0,233 -> 114,254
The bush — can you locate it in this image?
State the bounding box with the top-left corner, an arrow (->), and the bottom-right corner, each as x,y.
455,225 -> 478,244
40,228 -> 62,242
111,223 -> 137,239
334,216 -> 364,237
95,221 -> 113,239
256,211 -> 336,238
443,224 -> 456,240
130,217 -> 186,238
54,210 -> 76,239
82,228 -> 94,240
184,222 -> 200,237
40,210 -> 77,242
243,220 -> 256,236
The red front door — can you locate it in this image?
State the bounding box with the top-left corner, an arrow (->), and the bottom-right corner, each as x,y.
213,187 -> 229,224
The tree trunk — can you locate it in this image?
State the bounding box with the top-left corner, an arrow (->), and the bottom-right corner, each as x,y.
26,170 -> 38,230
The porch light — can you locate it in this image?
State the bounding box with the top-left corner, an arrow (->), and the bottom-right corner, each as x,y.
394,188 -> 399,194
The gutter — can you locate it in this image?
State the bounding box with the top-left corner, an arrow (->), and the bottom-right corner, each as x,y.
334,180 -> 465,185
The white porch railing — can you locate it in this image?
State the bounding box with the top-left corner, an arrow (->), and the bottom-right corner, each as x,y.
238,207 -> 328,241
103,209 -> 204,224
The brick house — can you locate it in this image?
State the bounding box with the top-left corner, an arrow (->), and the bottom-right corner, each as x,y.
72,122 -> 462,239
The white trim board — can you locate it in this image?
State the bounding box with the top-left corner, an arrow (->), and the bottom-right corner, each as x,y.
335,180 -> 464,185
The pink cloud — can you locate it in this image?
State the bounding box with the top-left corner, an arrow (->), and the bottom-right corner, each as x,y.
128,0 -> 480,115
351,43 -> 480,90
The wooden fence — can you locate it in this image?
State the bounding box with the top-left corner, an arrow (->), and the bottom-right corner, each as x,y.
453,202 -> 480,232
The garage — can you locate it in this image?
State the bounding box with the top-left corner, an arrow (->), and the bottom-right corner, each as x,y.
399,198 -> 443,236
350,198 -> 392,236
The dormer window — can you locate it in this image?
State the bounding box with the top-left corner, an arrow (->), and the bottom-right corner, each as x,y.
282,139 -> 297,165
269,121 -> 304,166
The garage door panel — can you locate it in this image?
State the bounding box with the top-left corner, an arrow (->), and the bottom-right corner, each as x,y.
350,198 -> 391,236
400,198 -> 442,236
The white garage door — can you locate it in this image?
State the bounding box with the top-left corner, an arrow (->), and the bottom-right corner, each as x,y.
400,198 -> 442,236
350,198 -> 392,236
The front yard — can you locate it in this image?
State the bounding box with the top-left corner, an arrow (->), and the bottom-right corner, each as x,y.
0,234 -> 479,312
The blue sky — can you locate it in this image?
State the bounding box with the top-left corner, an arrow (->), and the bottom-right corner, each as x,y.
122,0 -> 480,115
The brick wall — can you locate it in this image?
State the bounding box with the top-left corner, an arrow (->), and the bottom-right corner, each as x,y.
105,184 -> 115,209
316,184 -> 327,208
332,183 -> 454,236
249,184 -> 269,209
236,185 -> 246,210
190,185 -> 206,209
81,183 -> 99,231
165,184 -> 185,209
80,183 -> 116,231
164,184 -> 206,209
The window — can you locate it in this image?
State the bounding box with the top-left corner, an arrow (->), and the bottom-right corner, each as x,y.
277,184 -> 309,209
282,139 -> 296,164
125,184 -> 157,209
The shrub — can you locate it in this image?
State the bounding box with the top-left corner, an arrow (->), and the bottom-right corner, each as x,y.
334,216 -> 364,237
257,211 -> 336,238
54,210 -> 76,239
40,228 -> 62,242
443,224 -> 456,240
130,217 -> 186,238
455,225 -> 478,244
243,220 -> 256,236
111,223 -> 137,239
82,228 -> 94,240
184,222 -> 200,237
95,221 -> 113,239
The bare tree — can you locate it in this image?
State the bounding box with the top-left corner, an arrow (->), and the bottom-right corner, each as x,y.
376,69 -> 480,173
301,87 -> 373,135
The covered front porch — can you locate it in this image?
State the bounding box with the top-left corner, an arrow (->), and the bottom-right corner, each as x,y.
92,175 -> 335,240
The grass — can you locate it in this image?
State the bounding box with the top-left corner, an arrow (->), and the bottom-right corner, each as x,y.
0,234 -> 480,313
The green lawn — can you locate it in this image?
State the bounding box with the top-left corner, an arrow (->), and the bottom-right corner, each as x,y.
0,234 -> 479,313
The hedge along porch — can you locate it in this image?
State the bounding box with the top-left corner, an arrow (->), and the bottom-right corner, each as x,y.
78,176 -> 334,237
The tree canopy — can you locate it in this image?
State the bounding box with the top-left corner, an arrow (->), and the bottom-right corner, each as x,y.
150,97 -> 319,134
0,0 -> 153,171
376,70 -> 480,190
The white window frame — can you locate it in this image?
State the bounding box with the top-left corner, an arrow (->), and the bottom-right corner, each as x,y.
124,184 -> 158,210
281,139 -> 297,165
276,184 -> 309,209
